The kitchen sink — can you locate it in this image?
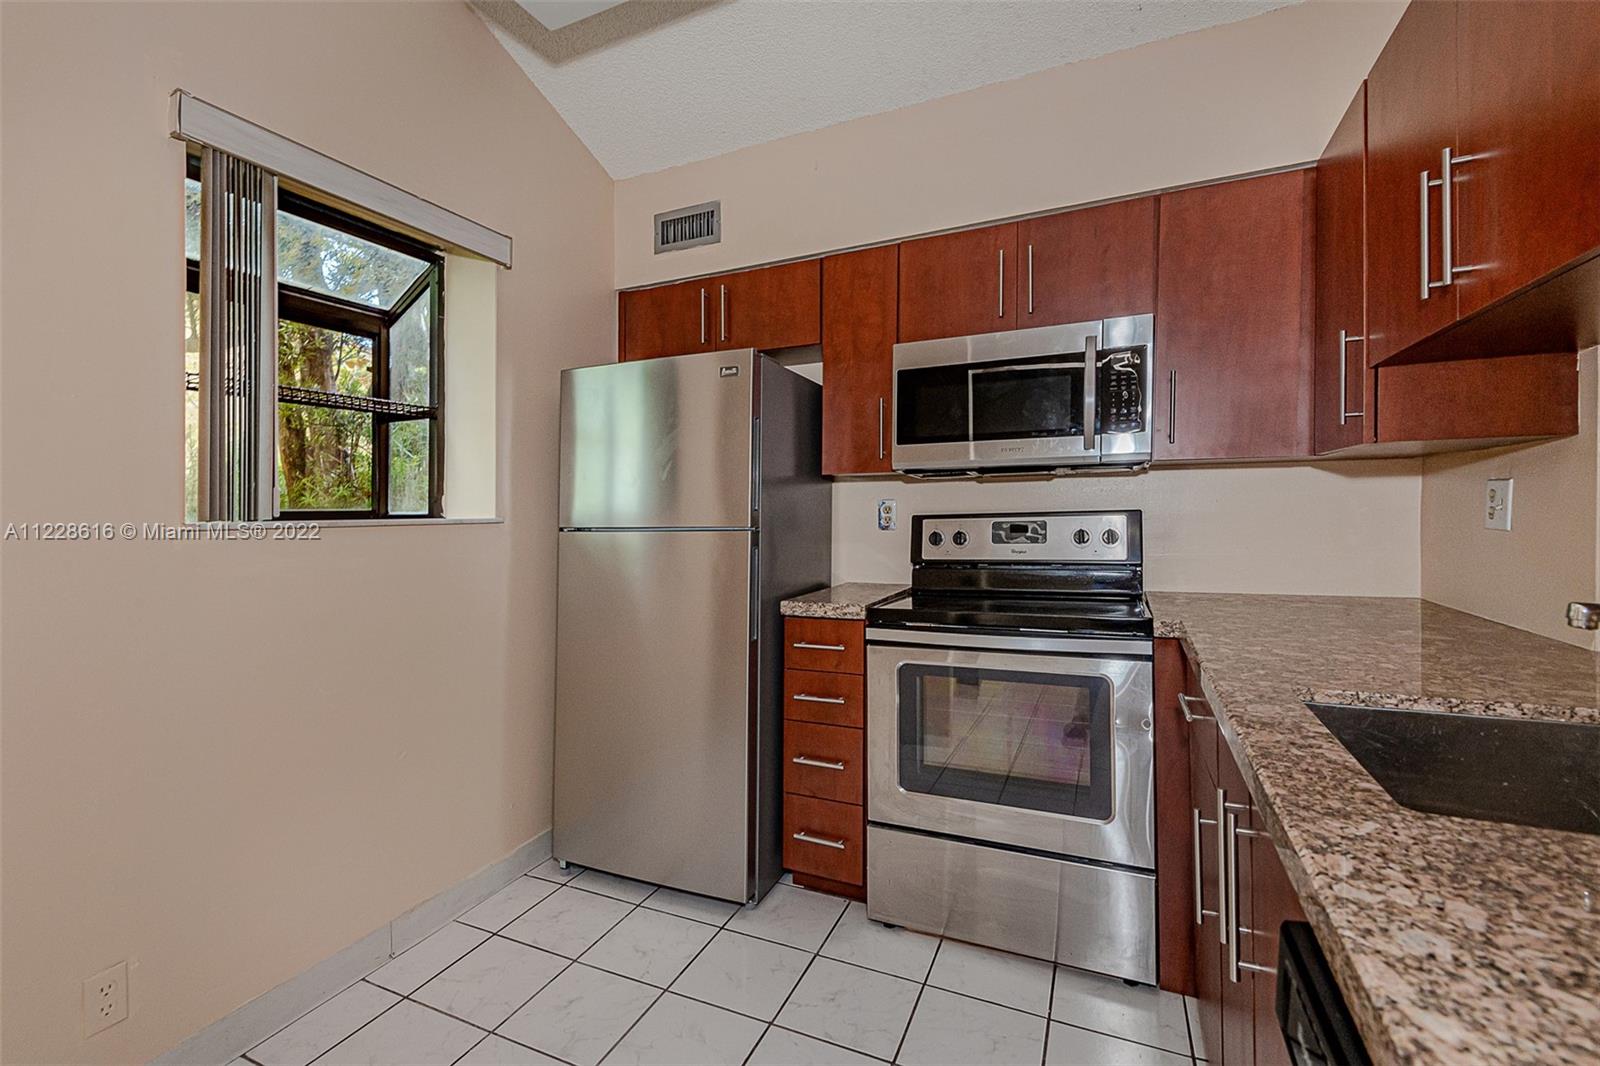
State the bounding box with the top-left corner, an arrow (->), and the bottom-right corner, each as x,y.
1306,703 -> 1600,837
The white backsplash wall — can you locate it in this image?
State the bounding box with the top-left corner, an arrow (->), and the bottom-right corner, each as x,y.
831,460 -> 1423,595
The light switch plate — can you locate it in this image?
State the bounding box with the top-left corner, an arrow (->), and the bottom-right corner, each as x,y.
877,499 -> 897,531
1485,478 -> 1513,531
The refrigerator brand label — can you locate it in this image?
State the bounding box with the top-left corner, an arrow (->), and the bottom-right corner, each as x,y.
719,366 -> 739,377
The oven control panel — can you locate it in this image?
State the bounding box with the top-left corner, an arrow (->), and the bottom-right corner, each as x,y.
917,512 -> 1134,563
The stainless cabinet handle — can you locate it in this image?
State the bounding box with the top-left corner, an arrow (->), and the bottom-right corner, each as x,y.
1337,330 -> 1367,424
792,831 -> 846,850
1178,693 -> 1213,723
1082,334 -> 1097,451
1227,812 -> 1275,981
793,693 -> 846,705
1026,243 -> 1034,315
719,283 -> 727,342
1442,147 -> 1485,282
793,641 -> 846,651
699,287 -> 707,344
1216,788 -> 1228,946
1420,169 -> 1432,300
792,755 -> 846,771
877,396 -> 886,460
1192,807 -> 1219,927
1167,370 -> 1177,444
1420,167 -> 1450,299
997,248 -> 1005,318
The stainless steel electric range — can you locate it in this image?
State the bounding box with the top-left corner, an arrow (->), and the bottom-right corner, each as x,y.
865,510 -> 1157,983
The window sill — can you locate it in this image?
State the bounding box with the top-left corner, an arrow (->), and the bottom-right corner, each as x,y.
184,517 -> 504,530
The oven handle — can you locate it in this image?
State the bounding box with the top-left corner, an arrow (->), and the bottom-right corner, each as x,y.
866,627 -> 1151,658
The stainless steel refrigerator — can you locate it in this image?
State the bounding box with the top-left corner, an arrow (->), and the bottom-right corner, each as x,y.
554,349 -> 831,904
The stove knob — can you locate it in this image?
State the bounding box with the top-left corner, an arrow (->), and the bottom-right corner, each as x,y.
927,531 -> 944,547
1102,528 -> 1120,546
952,530 -> 968,547
1072,528 -> 1091,546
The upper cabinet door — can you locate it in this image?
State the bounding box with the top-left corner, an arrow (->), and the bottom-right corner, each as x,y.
619,279 -> 712,360
1454,0 -> 1600,318
897,222 -> 1018,342
716,260 -> 822,351
1155,170 -> 1316,462
1017,197 -> 1157,327
1365,0 -> 1458,364
1314,85 -> 1374,455
822,246 -> 898,475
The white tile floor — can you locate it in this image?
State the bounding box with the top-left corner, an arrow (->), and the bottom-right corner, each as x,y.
240,862 -> 1207,1066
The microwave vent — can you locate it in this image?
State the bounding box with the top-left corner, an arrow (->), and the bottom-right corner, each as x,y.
654,201 -> 720,253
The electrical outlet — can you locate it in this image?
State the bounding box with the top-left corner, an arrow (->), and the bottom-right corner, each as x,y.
82,961 -> 128,1036
877,499 -> 897,531
1485,478 -> 1513,531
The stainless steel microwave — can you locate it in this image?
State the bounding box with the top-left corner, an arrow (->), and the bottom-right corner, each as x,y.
891,315 -> 1154,474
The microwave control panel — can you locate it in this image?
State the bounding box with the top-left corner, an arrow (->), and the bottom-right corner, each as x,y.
1100,351 -> 1145,434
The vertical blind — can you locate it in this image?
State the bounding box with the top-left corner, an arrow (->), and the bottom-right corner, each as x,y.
198,147 -> 278,522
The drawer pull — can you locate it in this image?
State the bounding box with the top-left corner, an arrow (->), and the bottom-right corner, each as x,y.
792,755 -> 846,771
793,641 -> 846,652
793,693 -> 846,705
1177,693 -> 1213,723
792,831 -> 847,850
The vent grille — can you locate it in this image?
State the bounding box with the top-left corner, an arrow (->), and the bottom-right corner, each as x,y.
654,201 -> 720,253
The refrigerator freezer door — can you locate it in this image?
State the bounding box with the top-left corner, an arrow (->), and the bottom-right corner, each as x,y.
554,528 -> 755,901
559,351 -> 755,529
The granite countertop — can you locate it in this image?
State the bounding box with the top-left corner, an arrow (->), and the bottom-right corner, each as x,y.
780,582 -> 907,620
1150,593 -> 1600,1066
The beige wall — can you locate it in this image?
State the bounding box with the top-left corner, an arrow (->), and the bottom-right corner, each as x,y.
0,3 -> 613,1063
833,463 -> 1422,596
1420,350 -> 1599,649
613,0 -> 1407,287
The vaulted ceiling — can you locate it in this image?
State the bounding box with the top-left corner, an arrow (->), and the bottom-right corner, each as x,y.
475,0 -> 1300,180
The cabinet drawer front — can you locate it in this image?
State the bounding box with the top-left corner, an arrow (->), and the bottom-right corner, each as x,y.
783,617 -> 865,674
783,669 -> 865,727
783,794 -> 864,885
783,722 -> 864,804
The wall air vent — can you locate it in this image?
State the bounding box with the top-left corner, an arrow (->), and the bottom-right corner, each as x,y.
654,200 -> 720,254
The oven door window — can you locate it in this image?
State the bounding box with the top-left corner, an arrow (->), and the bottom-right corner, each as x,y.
969,358 -> 1085,441
898,664 -> 1113,819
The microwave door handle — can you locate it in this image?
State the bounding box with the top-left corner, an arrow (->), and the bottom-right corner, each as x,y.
1082,335 -> 1098,451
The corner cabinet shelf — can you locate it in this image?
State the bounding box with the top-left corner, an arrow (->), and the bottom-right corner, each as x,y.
781,616 -> 868,900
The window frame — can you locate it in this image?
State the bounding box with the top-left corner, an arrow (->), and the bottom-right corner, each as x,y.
186,155 -> 446,520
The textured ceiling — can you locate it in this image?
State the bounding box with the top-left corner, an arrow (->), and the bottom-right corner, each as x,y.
476,0 -> 1301,179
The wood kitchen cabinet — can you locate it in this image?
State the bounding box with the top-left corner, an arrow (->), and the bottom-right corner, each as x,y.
782,616 -> 867,900
1314,85 -> 1373,454
1162,639 -> 1306,1066
618,260 -> 820,361
897,222 -> 1018,342
822,246 -> 898,474
1155,170 -> 1315,461
1365,0 -> 1600,367
1314,79 -> 1581,455
1453,0 -> 1600,319
1017,197 -> 1158,327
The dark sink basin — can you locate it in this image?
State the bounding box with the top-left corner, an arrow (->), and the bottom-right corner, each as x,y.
1306,702 -> 1600,836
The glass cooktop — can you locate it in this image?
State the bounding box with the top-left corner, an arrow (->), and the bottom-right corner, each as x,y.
868,591 -> 1154,638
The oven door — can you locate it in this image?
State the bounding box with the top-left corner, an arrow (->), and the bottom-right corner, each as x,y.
867,632 -> 1154,870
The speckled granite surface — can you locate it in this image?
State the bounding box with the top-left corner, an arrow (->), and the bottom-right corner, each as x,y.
780,582 -> 907,620
1150,593 -> 1600,1066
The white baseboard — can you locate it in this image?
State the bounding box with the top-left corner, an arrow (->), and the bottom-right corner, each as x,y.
153,831 -> 552,1066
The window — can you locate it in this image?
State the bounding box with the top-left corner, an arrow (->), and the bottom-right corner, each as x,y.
185,156 -> 443,520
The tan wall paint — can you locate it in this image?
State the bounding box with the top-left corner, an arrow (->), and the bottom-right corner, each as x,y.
0,3 -> 613,1062
1420,350 -> 1599,649
613,0 -> 1407,288
833,462 -> 1422,595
